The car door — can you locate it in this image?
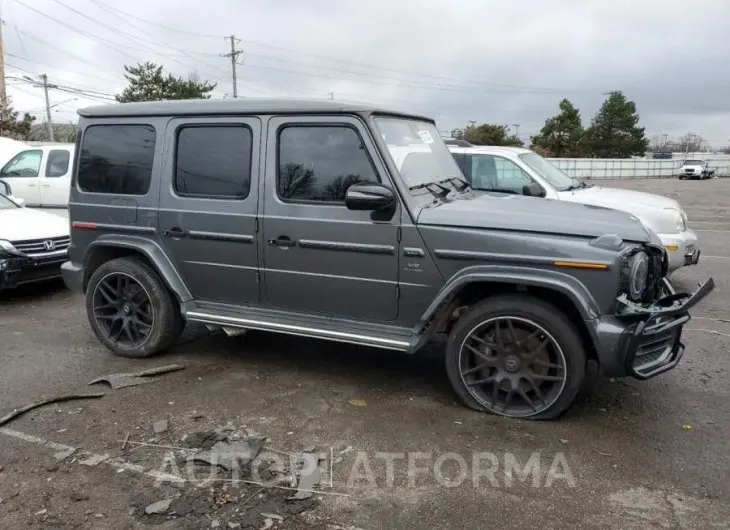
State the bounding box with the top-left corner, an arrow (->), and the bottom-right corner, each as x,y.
157,117 -> 261,306
40,148 -> 73,207
262,116 -> 400,322
0,149 -> 43,206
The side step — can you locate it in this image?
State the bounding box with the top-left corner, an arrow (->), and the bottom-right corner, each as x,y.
185,303 -> 415,352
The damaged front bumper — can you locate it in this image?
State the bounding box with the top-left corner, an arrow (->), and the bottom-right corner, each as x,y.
0,253 -> 66,290
614,278 -> 715,379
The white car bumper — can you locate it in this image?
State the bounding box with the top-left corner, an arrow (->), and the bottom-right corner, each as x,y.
659,228 -> 700,273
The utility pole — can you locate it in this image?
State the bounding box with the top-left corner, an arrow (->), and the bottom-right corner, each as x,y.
0,5 -> 8,125
222,35 -> 243,98
512,124 -> 520,137
41,74 -> 55,142
328,92 -> 334,100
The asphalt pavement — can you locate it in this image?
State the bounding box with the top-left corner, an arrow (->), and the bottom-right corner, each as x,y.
1,178 -> 728,529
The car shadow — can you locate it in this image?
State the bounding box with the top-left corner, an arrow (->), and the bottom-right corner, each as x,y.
0,279 -> 68,306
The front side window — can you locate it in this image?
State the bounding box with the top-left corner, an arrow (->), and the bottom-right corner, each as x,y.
46,149 -> 70,177
175,125 -> 252,199
77,124 -> 156,195
518,152 -> 576,191
1,150 -> 43,178
465,154 -> 534,193
277,125 -> 379,203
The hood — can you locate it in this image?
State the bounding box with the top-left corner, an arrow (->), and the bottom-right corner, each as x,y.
558,186 -> 680,211
557,186 -> 683,234
0,207 -> 69,242
416,191 -> 653,242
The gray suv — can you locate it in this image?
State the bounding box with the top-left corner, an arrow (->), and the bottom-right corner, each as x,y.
61,99 -> 714,420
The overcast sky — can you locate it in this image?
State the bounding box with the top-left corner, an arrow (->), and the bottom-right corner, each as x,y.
3,0 -> 729,146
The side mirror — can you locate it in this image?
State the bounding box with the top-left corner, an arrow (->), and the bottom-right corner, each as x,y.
523,182 -> 545,198
345,183 -> 395,211
13,196 -> 26,207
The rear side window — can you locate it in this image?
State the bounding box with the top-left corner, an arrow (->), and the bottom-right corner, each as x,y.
175,125 -> 252,199
77,124 -> 156,195
46,149 -> 70,177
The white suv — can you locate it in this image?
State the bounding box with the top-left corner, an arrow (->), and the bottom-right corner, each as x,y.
449,145 -> 700,274
0,143 -> 75,208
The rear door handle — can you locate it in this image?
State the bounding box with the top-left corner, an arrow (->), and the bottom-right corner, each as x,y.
163,227 -> 187,238
268,236 -> 296,248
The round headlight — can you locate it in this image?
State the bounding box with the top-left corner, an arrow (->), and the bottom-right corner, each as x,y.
629,252 -> 649,301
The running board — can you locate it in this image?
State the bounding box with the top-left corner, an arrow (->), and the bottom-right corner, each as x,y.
185,307 -> 414,352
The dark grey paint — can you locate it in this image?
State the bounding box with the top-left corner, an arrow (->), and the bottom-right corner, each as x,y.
61,98 -> 710,380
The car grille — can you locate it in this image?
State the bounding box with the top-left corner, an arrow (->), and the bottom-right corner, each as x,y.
633,328 -> 678,372
11,236 -> 70,257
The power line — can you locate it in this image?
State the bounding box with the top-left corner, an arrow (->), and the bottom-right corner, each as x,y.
221,35 -> 243,98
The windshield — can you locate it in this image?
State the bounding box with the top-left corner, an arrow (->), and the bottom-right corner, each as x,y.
0,193 -> 19,210
518,152 -> 578,191
685,160 -> 703,165
373,116 -> 463,190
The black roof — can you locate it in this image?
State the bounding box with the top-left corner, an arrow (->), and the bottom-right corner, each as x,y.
78,97 -> 433,121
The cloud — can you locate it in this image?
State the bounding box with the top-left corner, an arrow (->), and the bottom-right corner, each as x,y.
4,0 -> 729,146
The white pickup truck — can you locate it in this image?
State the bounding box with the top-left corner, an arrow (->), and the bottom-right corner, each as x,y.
0,143 -> 75,207
679,159 -> 714,180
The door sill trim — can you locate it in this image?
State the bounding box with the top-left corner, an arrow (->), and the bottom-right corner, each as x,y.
186,311 -> 411,351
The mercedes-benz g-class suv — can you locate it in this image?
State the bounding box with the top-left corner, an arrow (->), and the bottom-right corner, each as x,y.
61,99 -> 714,420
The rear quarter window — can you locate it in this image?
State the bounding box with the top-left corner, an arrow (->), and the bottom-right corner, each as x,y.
77,124 -> 156,195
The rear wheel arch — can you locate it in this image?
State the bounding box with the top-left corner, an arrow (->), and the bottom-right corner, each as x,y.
82,239 -> 191,302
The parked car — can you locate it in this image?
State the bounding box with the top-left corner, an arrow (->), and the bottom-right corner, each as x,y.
0,179 -> 70,291
61,99 -> 714,420
449,145 -> 700,274
679,159 -> 714,180
0,143 -> 75,208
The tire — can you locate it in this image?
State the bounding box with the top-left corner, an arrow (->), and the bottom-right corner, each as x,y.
445,294 -> 586,420
85,256 -> 183,358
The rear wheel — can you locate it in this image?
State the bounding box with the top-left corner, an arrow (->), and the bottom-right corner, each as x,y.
85,257 -> 183,358
445,295 -> 586,420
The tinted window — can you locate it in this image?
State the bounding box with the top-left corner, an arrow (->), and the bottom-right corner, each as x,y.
278,126 -> 378,202
77,125 -> 156,195
175,125 -> 252,199
46,149 -> 70,177
1,150 -> 42,178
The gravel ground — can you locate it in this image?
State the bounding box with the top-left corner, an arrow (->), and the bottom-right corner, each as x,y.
1,178 -> 729,529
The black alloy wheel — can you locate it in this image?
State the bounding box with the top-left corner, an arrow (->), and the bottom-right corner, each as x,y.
92,272 -> 154,347
458,316 -> 566,418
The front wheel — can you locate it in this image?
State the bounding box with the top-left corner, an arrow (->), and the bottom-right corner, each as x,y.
445,295 -> 586,420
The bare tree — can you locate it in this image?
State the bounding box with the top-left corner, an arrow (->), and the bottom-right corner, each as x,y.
675,132 -> 705,153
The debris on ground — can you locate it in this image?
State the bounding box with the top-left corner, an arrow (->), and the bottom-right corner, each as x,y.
347,399 -> 367,408
559,439 -> 569,445
681,423 -> 693,431
153,419 -> 169,434
261,512 -> 284,521
191,436 -> 266,471
287,453 -> 324,500
0,393 -> 105,427
144,498 -> 173,515
78,453 -> 109,467
181,430 -> 227,450
53,447 -> 76,462
88,364 -> 186,390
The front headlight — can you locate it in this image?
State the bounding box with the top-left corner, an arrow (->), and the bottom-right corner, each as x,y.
0,239 -> 18,257
627,251 -> 649,301
664,209 -> 684,233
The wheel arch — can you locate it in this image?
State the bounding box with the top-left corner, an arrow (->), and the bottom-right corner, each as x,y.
418,267 -> 601,361
82,235 -> 192,303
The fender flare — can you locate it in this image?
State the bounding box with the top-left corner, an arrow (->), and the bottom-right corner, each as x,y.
419,265 -> 602,328
83,234 -> 192,302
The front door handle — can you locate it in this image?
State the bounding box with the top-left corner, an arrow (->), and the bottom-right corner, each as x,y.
268,236 -> 296,248
163,227 -> 187,238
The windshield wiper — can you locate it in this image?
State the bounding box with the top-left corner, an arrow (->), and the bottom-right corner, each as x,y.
409,181 -> 450,196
